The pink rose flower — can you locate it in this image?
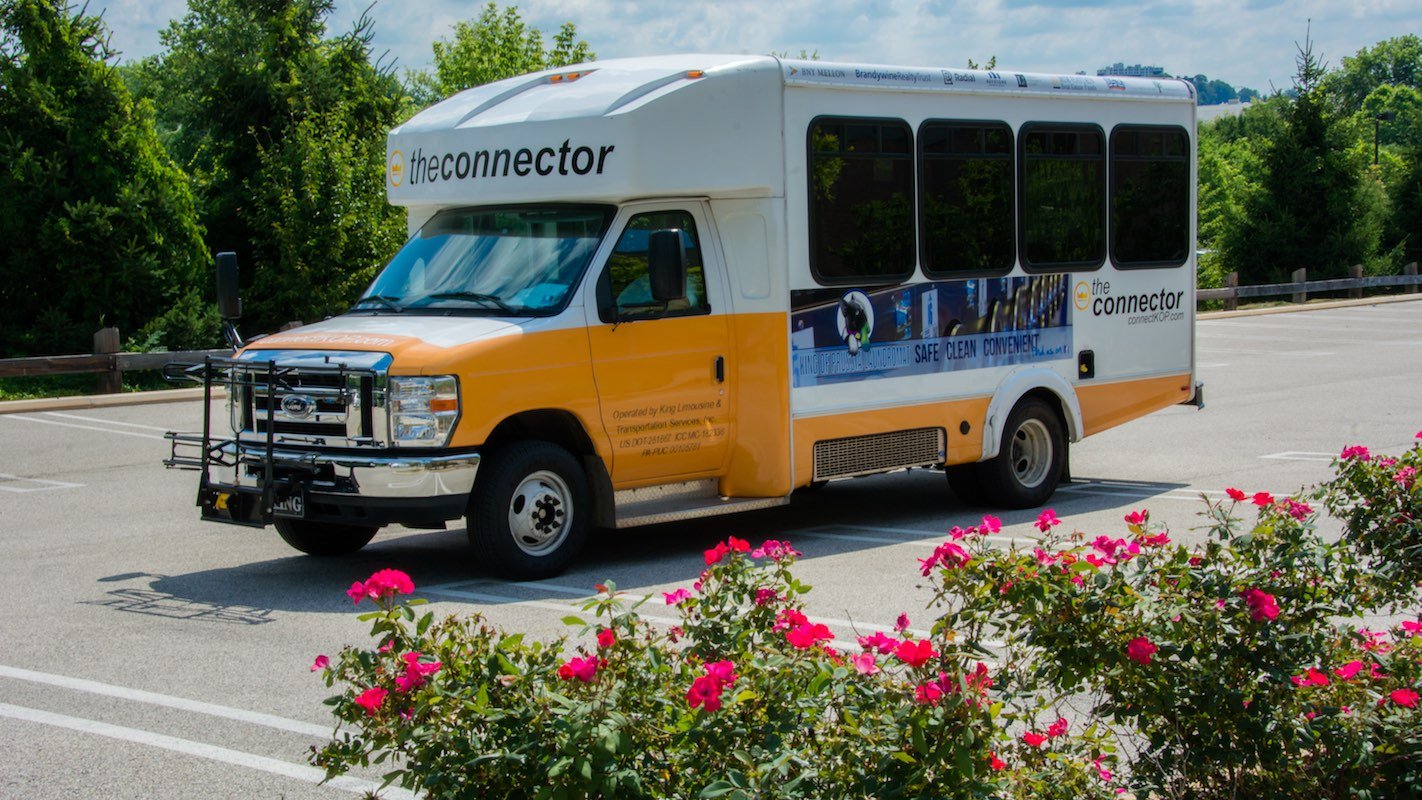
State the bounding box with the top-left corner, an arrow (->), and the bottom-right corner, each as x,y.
894,638 -> 938,668
1241,588 -> 1280,622
1046,717 -> 1069,738
989,752 -> 1007,771
347,569 -> 415,605
857,631 -> 899,654
1035,509 -> 1061,532
1126,636 -> 1158,665
1225,487 -> 1246,502
310,654 -> 329,672
1340,445 -> 1371,461
596,628 -> 616,649
557,656 -> 600,682
980,515 -> 1002,534
914,682 -> 943,706
663,588 -> 691,605
354,687 -> 387,715
851,653 -> 879,675
1333,661 -> 1364,680
1022,731 -> 1047,747
1252,491 -> 1274,507
786,622 -> 834,649
895,613 -> 911,633
1290,668 -> 1330,687
1400,620 -> 1422,637
1389,688 -> 1419,709
1124,509 -> 1149,527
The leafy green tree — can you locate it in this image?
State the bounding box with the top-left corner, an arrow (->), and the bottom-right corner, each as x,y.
0,0 -> 212,357
1324,34 -> 1422,114
1222,36 -> 1378,283
130,0 -> 406,335
406,3 -> 593,109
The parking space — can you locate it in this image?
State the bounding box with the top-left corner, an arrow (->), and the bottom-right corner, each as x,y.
1,299 -> 1419,797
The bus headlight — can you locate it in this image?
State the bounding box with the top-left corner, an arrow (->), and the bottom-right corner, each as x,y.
388,376 -> 459,447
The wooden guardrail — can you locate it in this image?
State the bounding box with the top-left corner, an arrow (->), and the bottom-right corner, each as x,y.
0,327 -> 229,394
1198,263 -> 1420,311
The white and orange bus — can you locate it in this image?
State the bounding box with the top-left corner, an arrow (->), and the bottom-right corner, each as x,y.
168,54 -> 1202,578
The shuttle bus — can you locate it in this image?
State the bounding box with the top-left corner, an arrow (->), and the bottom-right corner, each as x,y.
167,54 -> 1202,579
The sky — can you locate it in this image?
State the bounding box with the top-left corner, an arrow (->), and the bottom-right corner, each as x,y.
94,0 -> 1421,94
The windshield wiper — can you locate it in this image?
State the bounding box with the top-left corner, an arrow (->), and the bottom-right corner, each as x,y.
350,294 -> 404,312
424,292 -> 516,312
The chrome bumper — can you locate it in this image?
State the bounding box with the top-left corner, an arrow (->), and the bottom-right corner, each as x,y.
211,442 -> 480,500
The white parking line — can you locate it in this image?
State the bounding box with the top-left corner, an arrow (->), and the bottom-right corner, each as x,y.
0,473 -> 84,493
2,414 -> 168,441
0,702 -> 412,798
1260,451 -> 1335,462
1193,346 -> 1336,357
41,411 -> 174,431
0,664 -> 329,737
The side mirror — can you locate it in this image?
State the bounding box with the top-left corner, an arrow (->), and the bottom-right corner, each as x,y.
647,230 -> 687,303
215,251 -> 242,321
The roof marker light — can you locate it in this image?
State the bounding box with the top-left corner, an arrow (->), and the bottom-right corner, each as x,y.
686,70 -> 705,79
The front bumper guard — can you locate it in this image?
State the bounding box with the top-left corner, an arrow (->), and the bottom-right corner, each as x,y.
163,356 -> 478,527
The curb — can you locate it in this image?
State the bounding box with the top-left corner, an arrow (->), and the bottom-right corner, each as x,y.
0,386 -> 226,416
1198,293 -> 1422,320
3,294 -> 1417,414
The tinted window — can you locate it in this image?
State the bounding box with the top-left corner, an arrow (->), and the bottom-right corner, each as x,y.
919,121 -> 1014,275
808,118 -> 915,283
606,210 -> 708,319
1019,126 -> 1105,270
1111,126 -> 1190,268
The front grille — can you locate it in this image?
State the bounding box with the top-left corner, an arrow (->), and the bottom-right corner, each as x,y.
225,355 -> 387,445
813,427 -> 946,481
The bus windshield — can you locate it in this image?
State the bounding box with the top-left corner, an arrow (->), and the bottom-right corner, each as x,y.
355,206 -> 613,316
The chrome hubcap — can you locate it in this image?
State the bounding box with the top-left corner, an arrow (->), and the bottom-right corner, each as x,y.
1010,418 -> 1053,489
507,470 -> 572,555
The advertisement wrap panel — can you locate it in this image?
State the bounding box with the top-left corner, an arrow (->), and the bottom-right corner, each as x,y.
790,275 -> 1072,388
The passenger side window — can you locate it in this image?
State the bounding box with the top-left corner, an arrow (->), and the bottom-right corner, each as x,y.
1019,125 -> 1106,271
607,210 -> 709,319
919,121 -> 1015,276
807,117 -> 915,284
1111,125 -> 1190,268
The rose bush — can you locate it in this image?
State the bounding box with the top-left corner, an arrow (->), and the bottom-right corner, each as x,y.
314,434 -> 1421,799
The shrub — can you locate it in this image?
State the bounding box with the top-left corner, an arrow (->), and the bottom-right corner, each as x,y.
314,434 -> 1422,799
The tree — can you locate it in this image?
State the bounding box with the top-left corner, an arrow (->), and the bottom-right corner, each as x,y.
406,3 -> 593,109
1324,34 -> 1422,114
1221,34 -> 1378,283
0,0 -> 212,356
130,0 -> 407,335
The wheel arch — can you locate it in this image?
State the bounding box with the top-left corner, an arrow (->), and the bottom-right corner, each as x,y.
481,409 -> 615,528
980,369 -> 1082,461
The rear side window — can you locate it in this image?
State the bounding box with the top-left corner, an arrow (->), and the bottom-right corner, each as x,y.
919,121 -> 1014,276
1111,125 -> 1191,268
807,117 -> 915,284
1019,125 -> 1106,271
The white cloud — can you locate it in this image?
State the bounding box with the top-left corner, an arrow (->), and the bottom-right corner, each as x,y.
92,0 -> 1421,93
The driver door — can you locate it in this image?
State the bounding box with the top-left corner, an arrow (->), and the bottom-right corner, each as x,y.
586,203 -> 734,487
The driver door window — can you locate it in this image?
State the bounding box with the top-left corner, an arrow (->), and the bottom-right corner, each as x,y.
607,210 -> 710,318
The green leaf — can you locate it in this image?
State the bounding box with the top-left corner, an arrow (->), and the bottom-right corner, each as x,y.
497,633 -> 525,651
699,780 -> 735,798
561,615 -> 587,627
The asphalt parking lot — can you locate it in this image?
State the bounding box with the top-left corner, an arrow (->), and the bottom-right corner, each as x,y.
2,299 -> 1420,798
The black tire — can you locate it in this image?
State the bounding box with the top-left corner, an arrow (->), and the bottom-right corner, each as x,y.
945,464 -> 986,506
468,441 -> 590,580
977,398 -> 1066,509
274,519 -> 378,556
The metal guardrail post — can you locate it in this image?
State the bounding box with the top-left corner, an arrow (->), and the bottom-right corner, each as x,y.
1225,272 -> 1239,311
1407,263 -> 1419,295
94,327 -> 122,394
1292,268 -> 1307,304
1348,265 -> 1364,299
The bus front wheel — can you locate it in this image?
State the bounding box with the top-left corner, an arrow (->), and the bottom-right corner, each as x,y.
976,398 -> 1065,509
467,441 -> 590,580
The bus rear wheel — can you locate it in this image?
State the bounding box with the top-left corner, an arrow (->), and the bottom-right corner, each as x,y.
976,398 -> 1065,509
274,519 -> 378,556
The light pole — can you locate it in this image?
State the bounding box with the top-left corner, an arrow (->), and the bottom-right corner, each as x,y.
1373,110 -> 1396,165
